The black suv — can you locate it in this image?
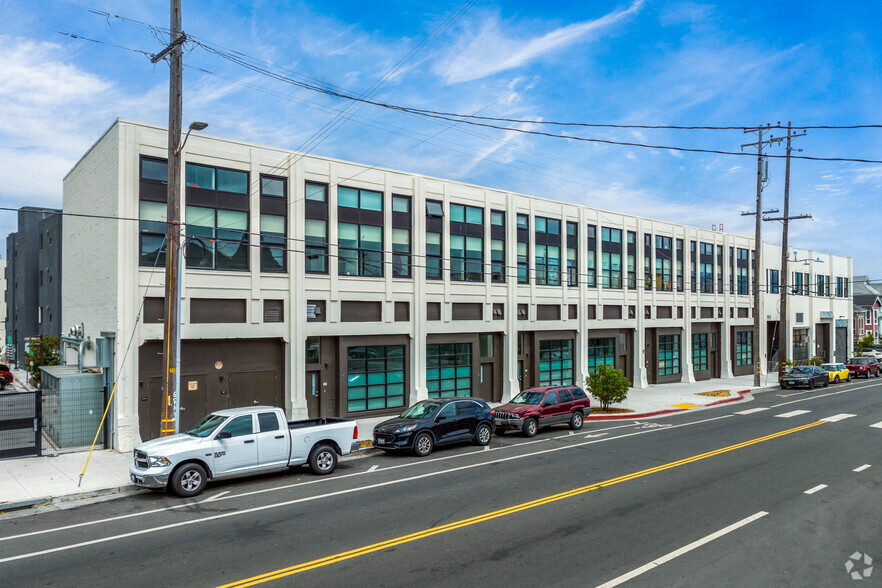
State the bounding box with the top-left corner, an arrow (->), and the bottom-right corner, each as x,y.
373,397 -> 494,457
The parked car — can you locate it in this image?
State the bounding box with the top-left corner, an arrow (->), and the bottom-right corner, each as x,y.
130,406 -> 359,497
780,366 -> 830,389
492,385 -> 592,437
821,363 -> 850,383
373,397 -> 494,457
846,357 -> 881,378
0,364 -> 13,390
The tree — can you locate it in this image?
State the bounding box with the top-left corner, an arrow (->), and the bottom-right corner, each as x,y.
856,334 -> 875,355
26,335 -> 61,387
585,364 -> 630,410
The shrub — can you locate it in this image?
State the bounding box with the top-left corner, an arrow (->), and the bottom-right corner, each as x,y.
585,364 -> 630,410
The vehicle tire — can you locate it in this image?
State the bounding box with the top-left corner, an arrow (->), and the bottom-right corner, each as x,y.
522,417 -> 538,438
823,377 -> 829,387
412,432 -> 434,457
569,411 -> 584,431
475,423 -> 492,446
170,463 -> 207,498
0,381 -> 5,391
834,375 -> 840,383
780,383 -> 788,390
846,374 -> 851,382
308,444 -> 338,475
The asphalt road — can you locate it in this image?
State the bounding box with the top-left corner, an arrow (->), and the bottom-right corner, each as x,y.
1,379 -> 880,587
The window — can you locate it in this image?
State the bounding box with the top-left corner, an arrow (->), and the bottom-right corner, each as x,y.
729,247 -> 735,294
836,276 -> 846,297
346,345 -> 406,412
426,343 -> 471,398
588,337 -> 616,371
601,227 -> 622,289
141,157 -> 168,183
644,233 -> 652,290
566,221 -> 578,287
390,195 -> 412,278
305,183 -> 328,274
539,339 -> 574,386
586,224 -> 597,287
187,163 -> 248,194
426,200 -> 444,280
692,333 -> 708,372
655,236 -> 672,291
491,210 -> 506,283
305,337 -> 321,364
627,231 -> 636,289
517,214 -> 529,283
139,200 -> 167,267
676,239 -> 684,292
700,242 -> 714,293
736,248 -> 749,295
220,415 -> 253,437
717,245 -> 723,293
185,207 -> 249,271
658,334 -> 680,376
690,241 -> 697,292
769,269 -> 780,294
259,175 -> 287,273
816,274 -> 827,297
480,334 -> 493,358
257,412 -> 280,432
735,331 -> 753,367
450,209 -> 484,282
534,216 -> 561,286
338,223 -> 383,277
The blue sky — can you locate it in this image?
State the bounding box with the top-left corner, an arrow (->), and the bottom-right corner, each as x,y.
1,1 -> 880,274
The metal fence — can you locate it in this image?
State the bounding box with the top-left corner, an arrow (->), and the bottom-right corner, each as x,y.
41,367 -> 107,452
0,391 -> 41,459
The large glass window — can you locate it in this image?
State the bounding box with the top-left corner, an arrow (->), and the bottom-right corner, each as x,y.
586,225 -> 597,287
627,231 -> 636,289
426,343 -> 472,398
392,228 -> 411,278
450,204 -> 484,282
517,214 -> 529,283
737,248 -> 749,295
338,223 -> 383,277
735,331 -> 753,367
491,211 -> 506,283
426,231 -> 443,280
535,217 -> 561,286
185,206 -> 249,271
601,227 -> 622,289
139,200 -> 167,267
587,337 -> 616,371
658,335 -> 680,376
566,221 -> 578,287
700,242 -> 714,293
186,163 -> 248,194
539,339 -> 574,386
692,333 -> 708,372
305,219 -> 328,273
644,233 -> 652,290
655,236 -> 673,291
769,269 -> 780,294
346,345 -> 406,412
259,214 -> 286,272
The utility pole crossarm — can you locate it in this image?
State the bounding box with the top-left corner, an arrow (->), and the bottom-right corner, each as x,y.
150,32 -> 187,64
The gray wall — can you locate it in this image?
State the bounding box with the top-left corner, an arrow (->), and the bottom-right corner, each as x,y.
38,213 -> 62,339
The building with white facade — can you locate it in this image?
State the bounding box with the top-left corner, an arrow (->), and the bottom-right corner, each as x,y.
62,120 -> 853,451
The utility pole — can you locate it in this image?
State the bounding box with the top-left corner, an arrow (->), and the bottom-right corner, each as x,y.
742,124 -> 782,387
153,0 -> 185,436
762,122 -> 809,381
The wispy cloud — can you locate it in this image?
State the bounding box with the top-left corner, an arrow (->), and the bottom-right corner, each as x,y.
436,1 -> 644,84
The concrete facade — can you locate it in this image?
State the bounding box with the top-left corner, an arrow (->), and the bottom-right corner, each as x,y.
62,120 -> 853,451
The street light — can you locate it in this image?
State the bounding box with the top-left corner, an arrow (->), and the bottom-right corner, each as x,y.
174,121 -> 208,155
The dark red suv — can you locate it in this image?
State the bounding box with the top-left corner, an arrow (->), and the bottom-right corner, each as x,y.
846,357 -> 880,378
492,385 -> 591,437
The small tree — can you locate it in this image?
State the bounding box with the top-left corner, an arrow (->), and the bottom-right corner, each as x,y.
808,356 -> 822,366
585,364 -> 630,410
26,335 -> 61,387
856,334 -> 875,355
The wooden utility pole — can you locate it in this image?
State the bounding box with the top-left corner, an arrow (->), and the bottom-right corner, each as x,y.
155,0 -> 184,436
763,122 -> 809,380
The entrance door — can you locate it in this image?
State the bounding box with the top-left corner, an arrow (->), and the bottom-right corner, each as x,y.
709,331 -> 720,378
645,330 -> 656,384
179,374 -> 208,433
835,327 -> 847,363
306,370 -> 322,418
478,363 -> 494,402
517,360 -> 525,389
230,371 -> 281,408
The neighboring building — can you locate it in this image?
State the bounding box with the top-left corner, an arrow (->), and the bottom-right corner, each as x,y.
5,206 -> 63,366
851,275 -> 882,344
0,258 -> 6,359
62,120 -> 853,451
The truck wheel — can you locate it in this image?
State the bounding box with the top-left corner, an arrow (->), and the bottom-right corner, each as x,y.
309,444 -> 337,475
834,375 -> 840,383
569,411 -> 584,431
522,417 -> 538,438
413,432 -> 434,457
475,423 -> 492,446
170,463 -> 207,498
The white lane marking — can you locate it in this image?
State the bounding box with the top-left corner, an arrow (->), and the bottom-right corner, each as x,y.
199,491 -> 230,504
774,410 -> 812,418
771,382 -> 879,408
568,431 -> 574,436
0,414 -> 735,552
735,407 -> 770,415
483,445 -> 490,451
870,421 -> 882,429
585,433 -> 609,439
853,464 -> 871,472
804,484 -> 828,495
820,414 -> 856,423
367,465 -> 379,472
595,511 -> 769,588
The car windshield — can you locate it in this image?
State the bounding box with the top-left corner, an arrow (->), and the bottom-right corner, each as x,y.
511,391 -> 545,405
849,358 -> 868,365
791,367 -> 813,374
185,414 -> 227,437
821,365 -> 836,371
400,402 -> 441,419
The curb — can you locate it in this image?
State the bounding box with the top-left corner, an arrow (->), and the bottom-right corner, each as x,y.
0,484 -> 141,515
585,386 -> 776,421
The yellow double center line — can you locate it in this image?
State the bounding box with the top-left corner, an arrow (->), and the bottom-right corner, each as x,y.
220,420 -> 825,587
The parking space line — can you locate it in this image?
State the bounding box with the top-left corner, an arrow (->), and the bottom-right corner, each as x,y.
735,407 -> 770,415
804,484 -> 827,495
819,414 -> 856,423
870,421 -> 882,429
853,465 -> 871,472
774,410 -> 812,418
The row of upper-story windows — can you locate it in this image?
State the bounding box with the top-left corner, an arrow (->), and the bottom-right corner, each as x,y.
135,157 -> 850,296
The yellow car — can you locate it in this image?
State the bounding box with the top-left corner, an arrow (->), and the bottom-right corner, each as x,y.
821,363 -> 850,383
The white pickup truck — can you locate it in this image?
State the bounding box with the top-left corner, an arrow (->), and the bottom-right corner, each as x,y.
129,406 -> 359,497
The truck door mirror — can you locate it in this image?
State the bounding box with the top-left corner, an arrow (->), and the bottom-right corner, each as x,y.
216,430 -> 232,440
435,414 -> 447,422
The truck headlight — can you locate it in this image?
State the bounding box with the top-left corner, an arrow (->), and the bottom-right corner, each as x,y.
148,456 -> 171,468
393,424 -> 418,434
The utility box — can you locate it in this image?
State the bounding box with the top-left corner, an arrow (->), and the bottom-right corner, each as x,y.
40,365 -> 105,449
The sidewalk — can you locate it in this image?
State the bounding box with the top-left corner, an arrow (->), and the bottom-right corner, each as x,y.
0,375 -> 778,514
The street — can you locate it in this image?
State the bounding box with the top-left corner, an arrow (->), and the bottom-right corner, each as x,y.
2,381 -> 880,587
